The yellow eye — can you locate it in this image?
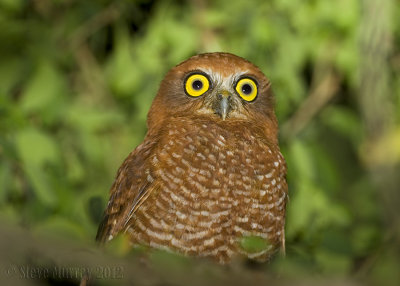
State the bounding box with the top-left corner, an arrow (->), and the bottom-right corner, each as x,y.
185,74 -> 210,97
235,78 -> 258,102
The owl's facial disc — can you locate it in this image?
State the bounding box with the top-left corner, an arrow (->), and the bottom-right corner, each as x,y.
185,69 -> 260,120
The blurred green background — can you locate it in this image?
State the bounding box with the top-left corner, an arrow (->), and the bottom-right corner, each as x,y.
0,0 -> 399,285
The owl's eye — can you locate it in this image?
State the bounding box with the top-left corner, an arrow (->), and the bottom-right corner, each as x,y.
235,78 -> 258,102
185,74 -> 210,97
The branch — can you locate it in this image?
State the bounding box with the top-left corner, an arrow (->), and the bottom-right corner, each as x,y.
281,70 -> 341,139
0,222 -> 359,286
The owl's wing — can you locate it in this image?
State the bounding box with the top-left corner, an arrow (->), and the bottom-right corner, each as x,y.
96,139 -> 158,244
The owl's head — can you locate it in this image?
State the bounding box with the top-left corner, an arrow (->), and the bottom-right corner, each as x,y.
148,52 -> 277,134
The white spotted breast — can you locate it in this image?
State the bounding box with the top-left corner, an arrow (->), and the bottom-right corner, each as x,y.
125,117 -> 287,263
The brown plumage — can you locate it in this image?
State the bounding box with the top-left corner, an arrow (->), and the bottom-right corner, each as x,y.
96,52 -> 288,263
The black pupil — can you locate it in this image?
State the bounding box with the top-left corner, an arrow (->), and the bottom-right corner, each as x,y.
192,80 -> 203,90
242,83 -> 252,95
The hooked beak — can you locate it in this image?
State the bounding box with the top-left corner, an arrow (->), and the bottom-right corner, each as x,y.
214,92 -> 232,120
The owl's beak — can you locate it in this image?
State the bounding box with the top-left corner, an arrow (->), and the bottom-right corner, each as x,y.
215,92 -> 232,120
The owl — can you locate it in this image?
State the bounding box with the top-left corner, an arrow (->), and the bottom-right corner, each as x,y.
96,52 -> 288,263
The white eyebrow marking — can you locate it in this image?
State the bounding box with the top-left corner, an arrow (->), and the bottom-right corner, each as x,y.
197,68 -> 251,91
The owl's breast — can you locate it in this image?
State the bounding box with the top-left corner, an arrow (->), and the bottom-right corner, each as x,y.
128,118 -> 287,262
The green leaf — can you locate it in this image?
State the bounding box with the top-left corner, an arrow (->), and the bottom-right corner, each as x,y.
105,233 -> 136,257
106,28 -> 140,97
23,164 -> 57,206
21,62 -> 66,113
286,181 -> 351,238
15,128 -> 60,206
315,250 -> 352,275
0,58 -> 23,95
289,139 -> 315,180
321,106 -> 363,147
0,0 -> 25,13
0,161 -> 11,203
66,104 -> 124,132
33,216 -> 87,240
15,128 -> 59,166
239,235 -> 271,254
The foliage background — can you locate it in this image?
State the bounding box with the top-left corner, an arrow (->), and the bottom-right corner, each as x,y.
0,0 -> 399,285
